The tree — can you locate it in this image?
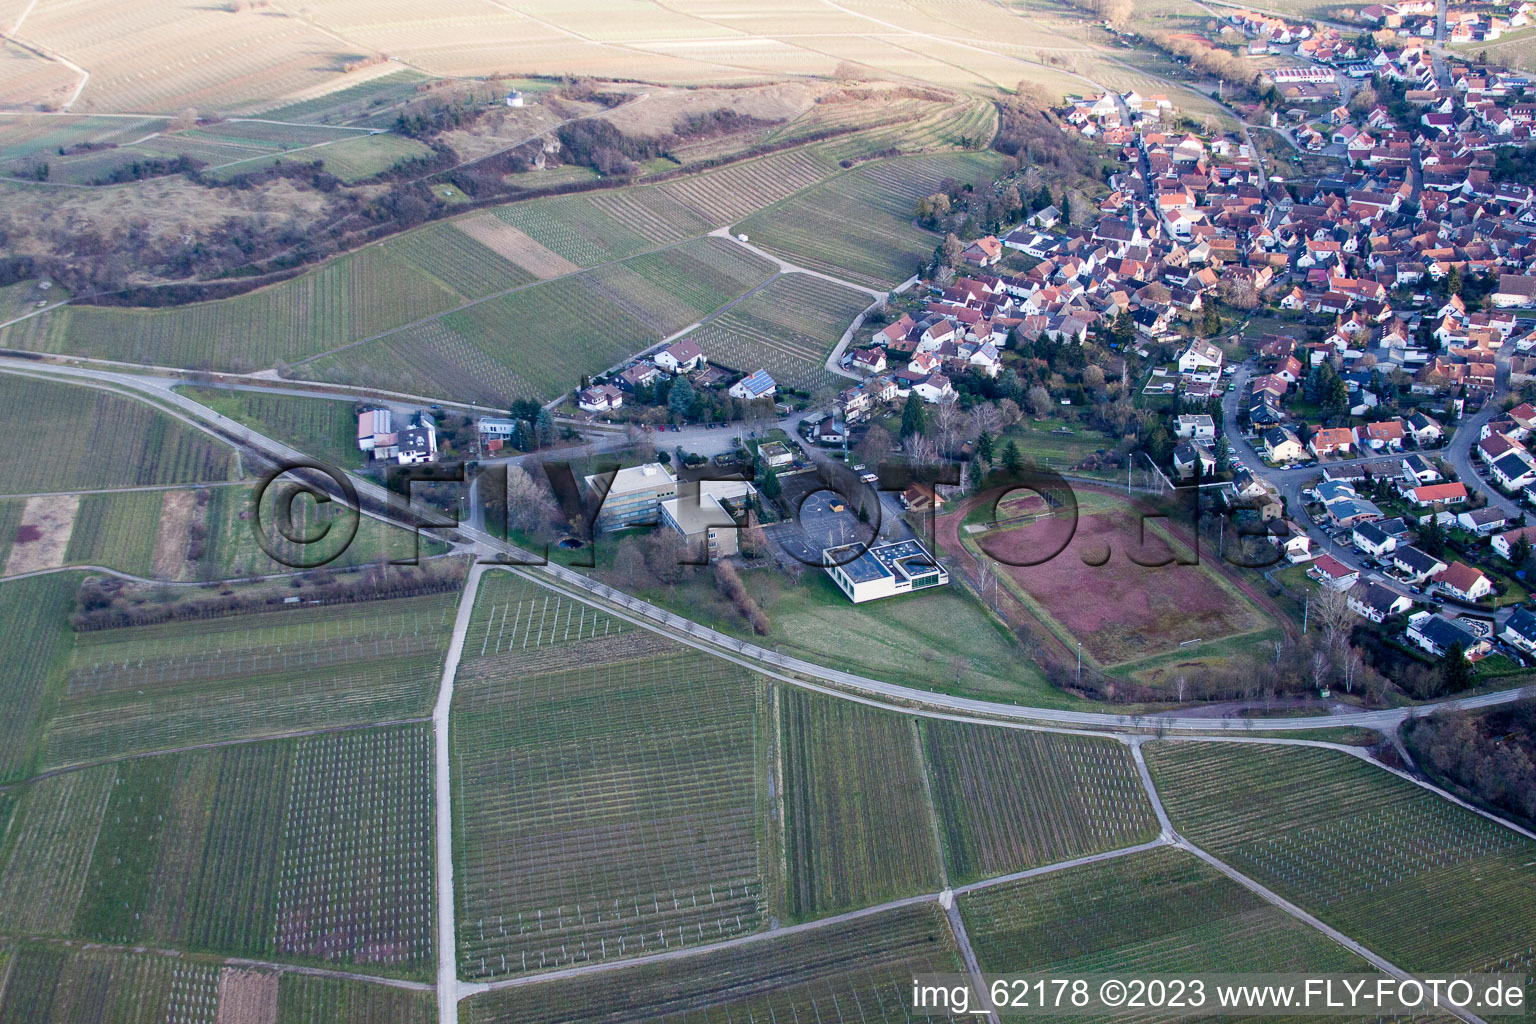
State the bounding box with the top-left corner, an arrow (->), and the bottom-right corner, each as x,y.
1443,642 -> 1473,693
1419,513 -> 1447,557
503,465 -> 559,538
668,376 -> 696,420
613,536 -> 649,590
857,424 -> 893,464
1025,385 -> 1052,417
1214,434 -> 1232,477
1511,532 -> 1533,571
1314,583 -> 1356,654
1323,373 -> 1350,417
1202,304 -> 1222,337
976,429 -> 995,464
1001,439 -> 1024,475
900,396 -> 929,439
534,408 -> 554,448
759,462 -> 782,501
1446,264 -> 1462,297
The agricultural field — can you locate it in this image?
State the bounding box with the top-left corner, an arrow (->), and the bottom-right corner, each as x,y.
0,244 -> 466,372
0,943 -> 224,1024
452,571 -> 769,981
277,974 -> 435,1024
0,573 -> 77,781
960,846 -> 1372,1002
779,688 -> 943,919
307,132 -> 435,182
302,236 -> 775,405
255,70 -> 433,125
0,725 -> 434,976
43,592 -> 458,768
1146,742 -> 1536,993
971,492 -> 1271,667
179,387 -> 366,471
654,147 -> 840,227
0,116 -> 168,166
737,151 -> 1005,288
462,902 -> 968,1024
921,723 -> 1157,883
489,195 -> 663,267
62,490 -> 163,576
0,377 -> 235,496
689,271 -> 870,391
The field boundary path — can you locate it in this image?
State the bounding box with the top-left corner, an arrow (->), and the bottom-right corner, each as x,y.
1129,740 -> 1492,1024
434,561 -> 487,1024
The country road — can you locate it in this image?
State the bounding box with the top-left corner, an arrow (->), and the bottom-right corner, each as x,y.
5,352 -> 1535,735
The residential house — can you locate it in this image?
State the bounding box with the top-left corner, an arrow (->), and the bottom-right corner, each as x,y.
577,383 -> 624,413
1393,544 -> 1448,583
1410,481 -> 1468,505
1407,613 -> 1490,659
1492,524 -> 1536,561
655,339 -> 707,373
1434,560 -> 1494,601
1308,552 -> 1360,590
1500,606 -> 1536,654
727,369 -> 777,401
1353,521 -> 1398,557
1457,506 -> 1510,536
1264,426 -> 1306,463
1348,581 -> 1413,622
1174,413 -> 1217,440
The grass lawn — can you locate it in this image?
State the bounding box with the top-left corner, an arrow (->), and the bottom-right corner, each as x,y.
1001,417 -> 1118,472
180,386 -> 365,470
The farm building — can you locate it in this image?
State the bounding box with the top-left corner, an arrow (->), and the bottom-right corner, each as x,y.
823,539 -> 949,603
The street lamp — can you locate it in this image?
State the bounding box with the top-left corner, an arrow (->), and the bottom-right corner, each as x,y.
1077,640 -> 1082,686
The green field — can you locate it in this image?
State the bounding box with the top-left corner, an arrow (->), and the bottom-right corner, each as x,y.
62,491 -> 163,576
737,151 -> 1005,288
780,688 -> 942,918
278,974 -> 435,1024
0,724 -> 433,976
490,195 -> 662,267
0,245 -> 465,372
0,574 -> 76,782
180,387 -> 366,470
313,132 -> 435,182
0,943 -> 222,1024
461,902 -> 967,1024
961,846 -> 1369,1002
302,235 -> 776,404
689,271 -> 869,391
923,723 -> 1157,884
452,571 -> 769,981
0,377 -> 235,495
256,70 -> 432,125
1146,742 -> 1536,990
44,592 -> 458,768
654,147 -> 840,227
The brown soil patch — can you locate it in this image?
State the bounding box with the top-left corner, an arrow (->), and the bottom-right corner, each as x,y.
215,968 -> 277,1024
153,489 -> 197,579
454,214 -> 582,278
979,510 -> 1264,665
4,494 -> 79,575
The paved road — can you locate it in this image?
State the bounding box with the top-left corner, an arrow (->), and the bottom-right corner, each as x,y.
8,354 -> 1534,736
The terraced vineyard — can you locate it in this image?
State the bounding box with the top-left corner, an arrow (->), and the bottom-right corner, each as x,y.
0,245 -> 464,372
305,235 -> 775,404
586,188 -> 713,243
655,147 -> 839,226
452,571 -> 768,980
738,151 -> 1004,287
780,688 -> 943,919
1146,742 -> 1536,994
0,377 -> 234,495
690,272 -> 868,390
490,196 -> 661,267
45,592 -> 458,767
462,902 -> 968,1024
0,726 -> 434,976
922,723 -> 1157,883
961,846 -> 1371,1013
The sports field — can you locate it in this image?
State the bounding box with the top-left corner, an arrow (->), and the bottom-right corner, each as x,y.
44,591 -> 459,768
452,572 -> 769,981
1147,742 -> 1536,993
0,724 -> 434,977
973,492 -> 1270,667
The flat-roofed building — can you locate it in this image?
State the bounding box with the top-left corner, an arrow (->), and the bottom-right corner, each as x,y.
823,538 -> 949,603
659,478 -> 756,560
586,463 -> 677,531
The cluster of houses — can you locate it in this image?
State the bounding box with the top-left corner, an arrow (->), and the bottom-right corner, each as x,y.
1362,0 -> 1531,42
575,338 -> 780,415
356,408 -> 439,465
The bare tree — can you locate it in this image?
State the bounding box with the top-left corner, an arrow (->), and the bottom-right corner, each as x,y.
1314,584 -> 1356,654
614,537 -> 649,591
931,397 -> 969,458
1026,386 -> 1052,417
1311,649 -> 1331,693
504,465 -> 559,538
971,401 -> 1002,439
997,398 -> 1023,428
